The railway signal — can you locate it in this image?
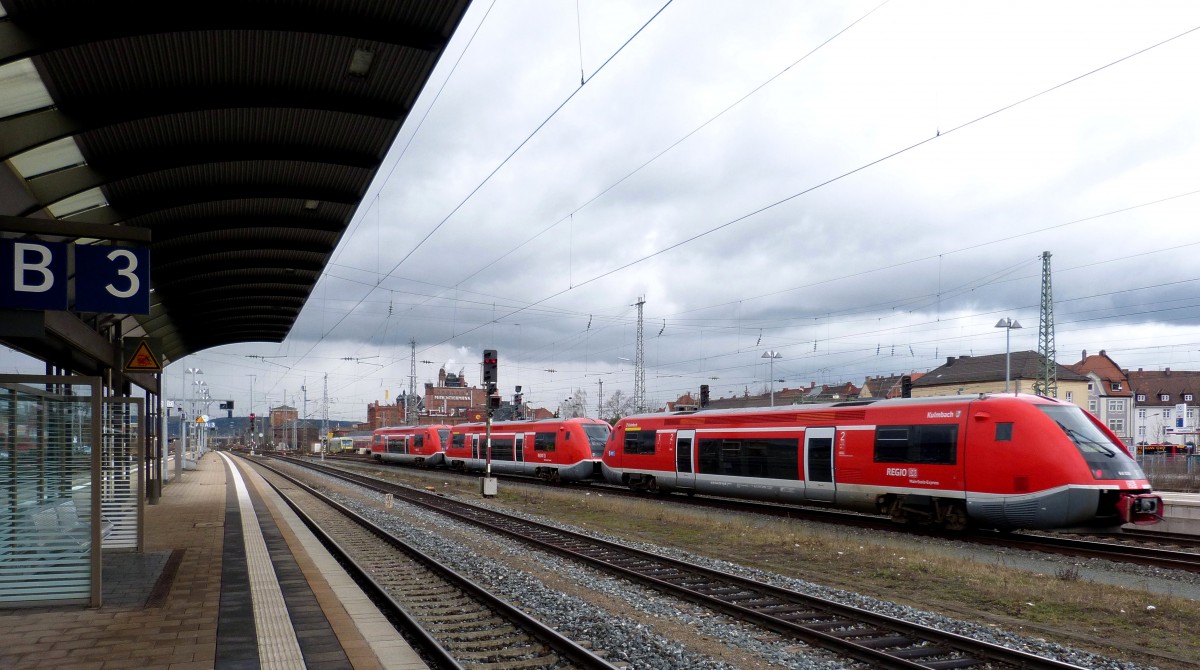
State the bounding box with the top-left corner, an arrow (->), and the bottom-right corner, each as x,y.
482,349 -> 497,387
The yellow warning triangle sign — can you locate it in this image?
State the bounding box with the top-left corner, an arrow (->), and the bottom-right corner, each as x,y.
125,340 -> 162,372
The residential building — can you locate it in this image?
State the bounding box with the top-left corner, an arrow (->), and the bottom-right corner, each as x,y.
1125,368 -> 1200,448
860,373 -> 923,399
701,381 -> 860,410
910,351 -> 1089,409
1067,350 -> 1133,444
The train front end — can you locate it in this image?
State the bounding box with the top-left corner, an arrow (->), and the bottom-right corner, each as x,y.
1037,403 -> 1162,528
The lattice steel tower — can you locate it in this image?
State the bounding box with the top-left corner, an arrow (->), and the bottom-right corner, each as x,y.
1033,251 -> 1057,397
633,296 -> 646,412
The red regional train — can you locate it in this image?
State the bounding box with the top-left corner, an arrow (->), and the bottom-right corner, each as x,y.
601,393 -> 1162,531
372,424 -> 451,467
444,417 -> 612,482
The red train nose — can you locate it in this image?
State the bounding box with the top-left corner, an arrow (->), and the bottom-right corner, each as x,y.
1117,493 -> 1163,525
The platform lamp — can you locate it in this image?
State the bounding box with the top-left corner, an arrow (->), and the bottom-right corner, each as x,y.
762,350 -> 782,406
995,317 -> 1022,393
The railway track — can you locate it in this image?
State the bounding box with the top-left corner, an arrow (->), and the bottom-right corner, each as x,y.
243,456 -> 618,670
270,454 -> 1094,670
319,453 -> 1200,573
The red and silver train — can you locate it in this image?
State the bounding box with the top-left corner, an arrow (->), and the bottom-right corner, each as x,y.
372,424 -> 451,467
371,418 -> 612,482
444,417 -> 612,482
601,393 -> 1162,531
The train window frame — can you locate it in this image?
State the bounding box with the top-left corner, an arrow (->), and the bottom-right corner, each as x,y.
873,424 -> 958,465
623,429 -> 656,455
696,436 -> 799,480
534,431 -> 556,452
995,423 -> 1013,441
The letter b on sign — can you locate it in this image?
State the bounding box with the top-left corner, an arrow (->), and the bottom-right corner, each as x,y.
1,240 -> 68,310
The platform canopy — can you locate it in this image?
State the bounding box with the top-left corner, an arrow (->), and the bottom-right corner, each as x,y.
0,0 -> 473,373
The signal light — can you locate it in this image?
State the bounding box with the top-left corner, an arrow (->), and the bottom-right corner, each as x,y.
488,394 -> 501,410
482,349 -> 498,385
700,384 -> 710,407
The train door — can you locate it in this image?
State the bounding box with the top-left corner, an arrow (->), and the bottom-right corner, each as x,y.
804,427 -> 835,502
515,434 -> 525,462
675,429 -> 696,489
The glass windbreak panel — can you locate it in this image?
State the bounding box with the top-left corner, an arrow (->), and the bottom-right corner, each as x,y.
102,400 -> 141,550
1,377 -> 99,606
582,423 -> 610,456
1037,405 -> 1146,480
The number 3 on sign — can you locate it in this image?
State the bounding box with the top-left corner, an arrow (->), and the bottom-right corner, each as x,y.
105,249 -> 139,298
74,245 -> 150,315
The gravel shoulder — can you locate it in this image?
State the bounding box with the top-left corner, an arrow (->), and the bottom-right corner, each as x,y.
282,460 -> 1200,669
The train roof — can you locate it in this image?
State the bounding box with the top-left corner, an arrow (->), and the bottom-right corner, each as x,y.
618,392 -> 1066,422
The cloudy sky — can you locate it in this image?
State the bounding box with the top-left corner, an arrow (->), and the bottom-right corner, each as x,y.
7,0 -> 1200,422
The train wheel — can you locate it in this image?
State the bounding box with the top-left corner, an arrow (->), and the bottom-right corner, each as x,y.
940,502 -> 969,531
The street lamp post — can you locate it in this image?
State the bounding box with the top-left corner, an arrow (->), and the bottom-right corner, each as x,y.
995,318 -> 1023,393
762,350 -> 782,406
186,367 -> 202,457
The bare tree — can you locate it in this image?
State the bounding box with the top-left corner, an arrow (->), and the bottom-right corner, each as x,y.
601,389 -> 639,424
559,388 -> 589,418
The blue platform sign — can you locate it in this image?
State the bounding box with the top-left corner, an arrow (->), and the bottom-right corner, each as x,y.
75,246 -> 150,315
0,239 -> 68,310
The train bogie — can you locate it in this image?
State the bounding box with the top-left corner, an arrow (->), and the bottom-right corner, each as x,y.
601,394 -> 1162,531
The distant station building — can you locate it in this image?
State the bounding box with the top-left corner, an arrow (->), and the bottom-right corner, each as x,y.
424,366 -> 487,421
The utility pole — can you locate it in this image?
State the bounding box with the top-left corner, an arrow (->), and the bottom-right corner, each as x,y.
597,378 -> 603,418
321,373 -> 329,451
633,296 -> 646,412
1033,251 -> 1058,398
408,338 -> 417,424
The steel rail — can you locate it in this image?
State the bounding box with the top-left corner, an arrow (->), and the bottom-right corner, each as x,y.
246,455 -> 619,670
275,455 -> 1091,670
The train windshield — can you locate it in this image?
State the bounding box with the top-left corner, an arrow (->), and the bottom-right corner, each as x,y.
438,429 -> 450,446
1038,405 -> 1146,480
583,424 -> 611,457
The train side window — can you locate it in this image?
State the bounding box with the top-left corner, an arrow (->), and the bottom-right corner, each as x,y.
874,424 -> 958,465
696,437 -> 799,480
414,434 -> 424,449
995,423 -> 1014,441
624,430 -> 656,455
491,438 -> 514,461
534,432 -> 556,451
452,433 -> 465,449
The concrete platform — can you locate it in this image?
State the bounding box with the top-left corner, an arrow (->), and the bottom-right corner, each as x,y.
0,451 -> 427,670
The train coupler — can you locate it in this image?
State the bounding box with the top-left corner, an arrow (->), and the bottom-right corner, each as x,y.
1116,492 -> 1163,526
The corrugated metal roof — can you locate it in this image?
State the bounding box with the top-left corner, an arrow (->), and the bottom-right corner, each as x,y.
0,0 -> 473,368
